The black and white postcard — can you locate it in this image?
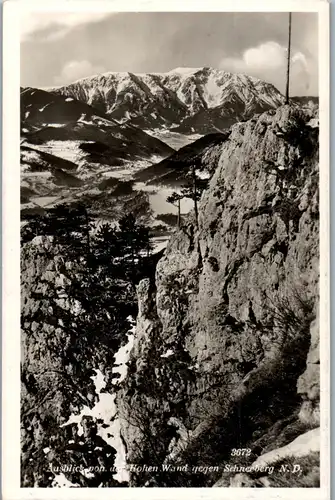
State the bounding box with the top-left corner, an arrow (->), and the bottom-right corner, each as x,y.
2,0 -> 330,498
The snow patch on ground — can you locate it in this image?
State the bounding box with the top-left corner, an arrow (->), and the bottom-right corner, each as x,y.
307,117 -> 319,128
21,149 -> 41,163
47,123 -> 66,128
161,349 -> 174,358
79,119 -> 94,126
60,317 -> 136,484
252,427 -> 320,468
149,154 -> 167,165
33,140 -> 82,162
77,113 -> 94,125
33,196 -> 59,207
112,325 -> 135,384
51,473 -> 80,488
197,169 -> 211,180
81,468 -> 95,479
39,104 -> 50,112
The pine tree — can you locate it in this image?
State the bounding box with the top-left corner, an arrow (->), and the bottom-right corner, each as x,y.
21,203 -> 92,260
21,205 -> 157,487
166,192 -> 183,227
180,166 -> 208,227
22,207 -> 153,366
118,213 -> 152,285
47,203 -> 92,259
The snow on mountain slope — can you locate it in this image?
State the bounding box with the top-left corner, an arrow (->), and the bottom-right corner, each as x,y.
144,129 -> 202,150
21,87 -> 175,166
59,319 -> 136,485
50,67 -> 285,134
21,145 -> 78,172
135,132 -> 227,187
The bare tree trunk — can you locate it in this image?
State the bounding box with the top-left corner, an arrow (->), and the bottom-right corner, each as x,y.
192,166 -> 198,227
177,198 -> 181,228
84,208 -> 91,257
285,12 -> 292,104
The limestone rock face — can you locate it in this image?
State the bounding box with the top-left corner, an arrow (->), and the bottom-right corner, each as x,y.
118,105 -> 319,486
20,237 -> 120,487
297,310 -> 320,426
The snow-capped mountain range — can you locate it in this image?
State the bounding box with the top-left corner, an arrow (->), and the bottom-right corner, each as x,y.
49,67 -> 285,135
21,66 -> 317,232
20,85 -> 175,220
21,86 -> 173,160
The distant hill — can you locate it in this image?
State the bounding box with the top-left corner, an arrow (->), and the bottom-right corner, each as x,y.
291,96 -> 318,107
21,86 -> 174,165
135,132 -> 228,186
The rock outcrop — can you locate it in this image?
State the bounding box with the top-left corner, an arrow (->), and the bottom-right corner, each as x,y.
118,104 -> 319,487
21,237 -> 123,487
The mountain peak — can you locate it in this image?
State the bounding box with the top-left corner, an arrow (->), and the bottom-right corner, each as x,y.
167,67 -> 204,75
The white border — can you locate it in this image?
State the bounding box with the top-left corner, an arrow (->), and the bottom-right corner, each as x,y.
7,0 -> 327,14
2,1 -> 330,499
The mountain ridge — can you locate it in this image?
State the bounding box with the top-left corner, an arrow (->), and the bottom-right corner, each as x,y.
21,86 -> 174,170
48,67 -> 286,135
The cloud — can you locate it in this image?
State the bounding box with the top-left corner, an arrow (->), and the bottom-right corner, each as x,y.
244,42 -> 286,70
20,12 -> 113,41
220,41 -> 287,74
20,12 -> 318,95
219,41 -> 315,95
54,60 -> 106,85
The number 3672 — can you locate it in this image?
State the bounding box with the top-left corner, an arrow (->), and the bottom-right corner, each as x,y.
231,448 -> 251,457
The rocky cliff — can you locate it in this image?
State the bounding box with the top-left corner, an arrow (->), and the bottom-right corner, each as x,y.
21,237 -> 118,487
117,104 -> 320,487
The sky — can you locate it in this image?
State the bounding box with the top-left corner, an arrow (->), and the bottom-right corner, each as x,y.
21,11 -> 318,96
